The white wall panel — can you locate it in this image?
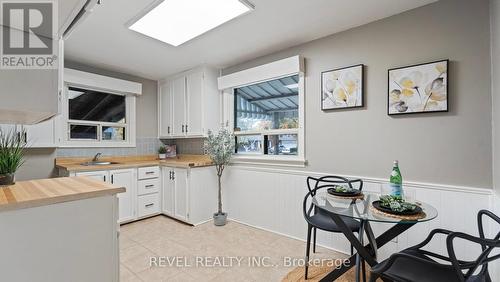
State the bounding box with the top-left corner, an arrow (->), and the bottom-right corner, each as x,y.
223,166 -> 494,263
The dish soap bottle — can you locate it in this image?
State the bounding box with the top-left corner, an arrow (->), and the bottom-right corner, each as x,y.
389,160 -> 403,197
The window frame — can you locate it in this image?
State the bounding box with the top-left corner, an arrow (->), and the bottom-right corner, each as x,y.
58,83 -> 136,148
228,72 -> 306,167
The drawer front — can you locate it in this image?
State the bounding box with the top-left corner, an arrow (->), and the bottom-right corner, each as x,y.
137,166 -> 160,180
137,193 -> 160,218
138,178 -> 160,195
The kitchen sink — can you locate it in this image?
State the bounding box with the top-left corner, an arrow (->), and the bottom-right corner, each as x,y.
80,161 -> 120,166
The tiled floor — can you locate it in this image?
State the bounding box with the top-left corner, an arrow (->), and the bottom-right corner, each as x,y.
119,216 -> 344,282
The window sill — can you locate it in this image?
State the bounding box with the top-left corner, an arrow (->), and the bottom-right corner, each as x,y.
230,155 -> 307,168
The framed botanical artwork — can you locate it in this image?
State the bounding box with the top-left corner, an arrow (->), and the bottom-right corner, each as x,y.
388,59 -> 448,115
321,64 -> 364,110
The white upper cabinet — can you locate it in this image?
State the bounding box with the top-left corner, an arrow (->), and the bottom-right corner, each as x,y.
21,119 -> 57,148
186,70 -> 204,136
0,125 -> 17,136
158,66 -> 220,139
0,121 -> 56,148
158,82 -> 173,137
0,0 -> 93,125
172,76 -> 187,137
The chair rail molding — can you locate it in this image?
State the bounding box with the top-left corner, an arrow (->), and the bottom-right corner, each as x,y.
222,165 -> 494,264
228,165 -> 493,195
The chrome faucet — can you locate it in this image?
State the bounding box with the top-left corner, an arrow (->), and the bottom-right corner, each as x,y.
92,153 -> 102,162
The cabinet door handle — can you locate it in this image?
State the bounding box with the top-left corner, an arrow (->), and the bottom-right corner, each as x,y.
172,171 -> 175,180
111,175 -> 114,184
145,171 -> 155,175
24,132 -> 27,143
169,171 -> 172,180
182,125 -> 185,133
186,125 -> 188,133
167,126 -> 170,134
103,175 -> 106,182
145,203 -> 154,208
145,184 -> 155,188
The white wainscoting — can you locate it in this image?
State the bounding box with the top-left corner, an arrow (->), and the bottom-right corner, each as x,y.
223,166 -> 496,268
492,193 -> 500,280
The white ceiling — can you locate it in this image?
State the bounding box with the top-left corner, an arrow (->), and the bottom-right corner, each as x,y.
64,0 -> 437,80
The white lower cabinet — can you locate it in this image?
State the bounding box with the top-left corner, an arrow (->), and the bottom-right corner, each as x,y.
137,178 -> 160,195
137,166 -> 161,219
71,165 -> 217,225
161,166 -> 217,225
75,170 -> 108,182
162,168 -> 175,216
110,169 -> 136,223
174,168 -> 189,221
75,168 -> 136,224
138,193 -> 160,218
162,167 -> 189,221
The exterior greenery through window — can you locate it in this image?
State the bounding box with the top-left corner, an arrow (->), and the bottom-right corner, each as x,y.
67,87 -> 127,142
234,74 -> 299,156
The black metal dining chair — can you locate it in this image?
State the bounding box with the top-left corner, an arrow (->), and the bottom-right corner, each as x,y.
369,209 -> 500,282
302,175 -> 364,280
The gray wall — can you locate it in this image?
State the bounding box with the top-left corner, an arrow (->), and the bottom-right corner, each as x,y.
16,62 -> 159,181
492,0 -> 500,195
224,0 -> 493,188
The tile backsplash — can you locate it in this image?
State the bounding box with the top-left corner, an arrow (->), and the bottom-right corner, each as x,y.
161,138 -> 205,155
56,137 -> 162,157
56,137 -> 206,158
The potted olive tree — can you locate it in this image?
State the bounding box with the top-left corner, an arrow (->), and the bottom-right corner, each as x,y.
0,129 -> 26,186
204,128 -> 235,226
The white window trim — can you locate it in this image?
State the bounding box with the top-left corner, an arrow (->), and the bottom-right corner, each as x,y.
57,80 -> 137,148
218,56 -> 306,167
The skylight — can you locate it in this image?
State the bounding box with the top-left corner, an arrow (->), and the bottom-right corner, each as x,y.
129,0 -> 253,47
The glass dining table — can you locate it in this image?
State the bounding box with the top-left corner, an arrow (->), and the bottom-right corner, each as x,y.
312,191 -> 438,282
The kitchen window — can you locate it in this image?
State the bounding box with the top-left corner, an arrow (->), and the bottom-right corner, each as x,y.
234,74 -> 300,157
60,85 -> 136,147
232,76 -> 305,166
218,56 -> 305,166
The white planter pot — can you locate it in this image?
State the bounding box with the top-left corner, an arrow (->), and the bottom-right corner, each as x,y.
158,154 -> 166,160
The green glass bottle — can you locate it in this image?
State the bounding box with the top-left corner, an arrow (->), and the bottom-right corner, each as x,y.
389,160 -> 403,196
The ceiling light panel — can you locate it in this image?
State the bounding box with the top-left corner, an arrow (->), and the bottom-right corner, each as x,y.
129,0 -> 253,46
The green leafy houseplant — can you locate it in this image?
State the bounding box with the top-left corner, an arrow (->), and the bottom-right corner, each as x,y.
158,146 -> 167,154
204,128 -> 235,226
379,195 -> 416,212
0,129 -> 26,186
158,146 -> 167,159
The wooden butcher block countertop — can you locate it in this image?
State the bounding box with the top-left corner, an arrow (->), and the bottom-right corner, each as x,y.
0,176 -> 125,212
56,154 -> 214,172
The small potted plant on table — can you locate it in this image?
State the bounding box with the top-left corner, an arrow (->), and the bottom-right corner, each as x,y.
158,146 -> 167,160
204,128 -> 235,226
0,130 -> 26,186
